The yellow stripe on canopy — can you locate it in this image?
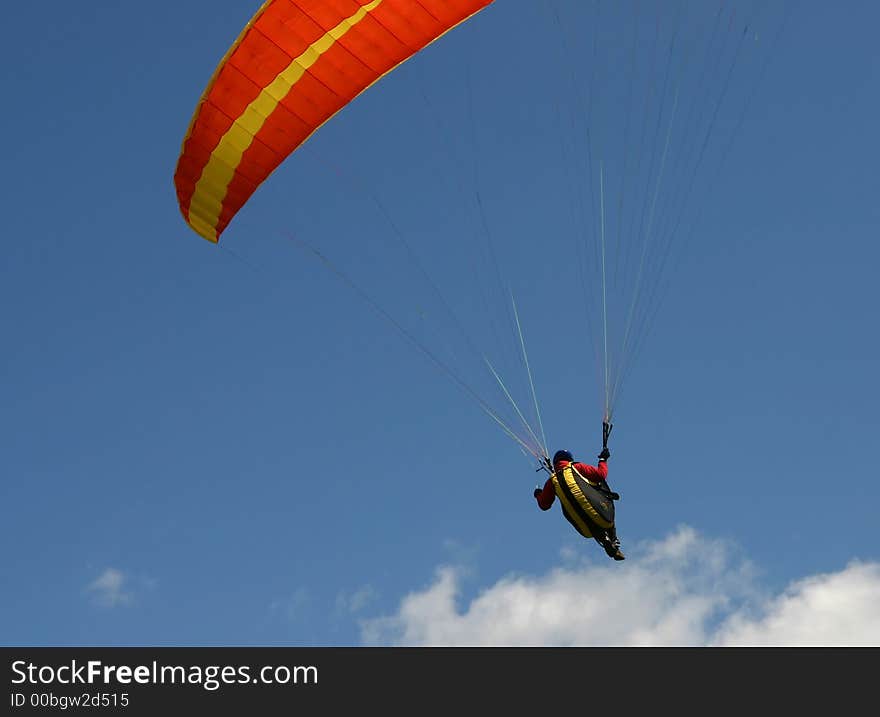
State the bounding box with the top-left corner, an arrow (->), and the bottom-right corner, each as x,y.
187,0 -> 385,242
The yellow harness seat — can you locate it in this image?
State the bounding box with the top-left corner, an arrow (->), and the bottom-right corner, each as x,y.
551,465 -> 615,539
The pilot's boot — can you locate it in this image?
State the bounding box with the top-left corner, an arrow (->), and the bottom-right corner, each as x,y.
603,527 -> 625,561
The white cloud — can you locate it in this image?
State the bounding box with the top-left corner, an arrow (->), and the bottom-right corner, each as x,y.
86,568 -> 132,608
336,585 -> 379,615
359,526 -> 880,646
711,561 -> 880,646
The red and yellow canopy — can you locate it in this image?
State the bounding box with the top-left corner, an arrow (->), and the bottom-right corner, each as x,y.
174,0 -> 493,242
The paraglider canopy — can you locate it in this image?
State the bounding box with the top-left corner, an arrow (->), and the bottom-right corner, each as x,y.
174,0 -> 494,243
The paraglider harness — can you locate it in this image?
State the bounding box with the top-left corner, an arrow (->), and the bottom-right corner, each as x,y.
538,422 -> 618,501
538,422 -> 619,540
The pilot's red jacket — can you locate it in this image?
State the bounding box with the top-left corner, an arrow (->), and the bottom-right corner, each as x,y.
534,459 -> 608,510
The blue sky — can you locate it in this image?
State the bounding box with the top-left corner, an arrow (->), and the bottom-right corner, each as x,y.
2,0 -> 879,646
